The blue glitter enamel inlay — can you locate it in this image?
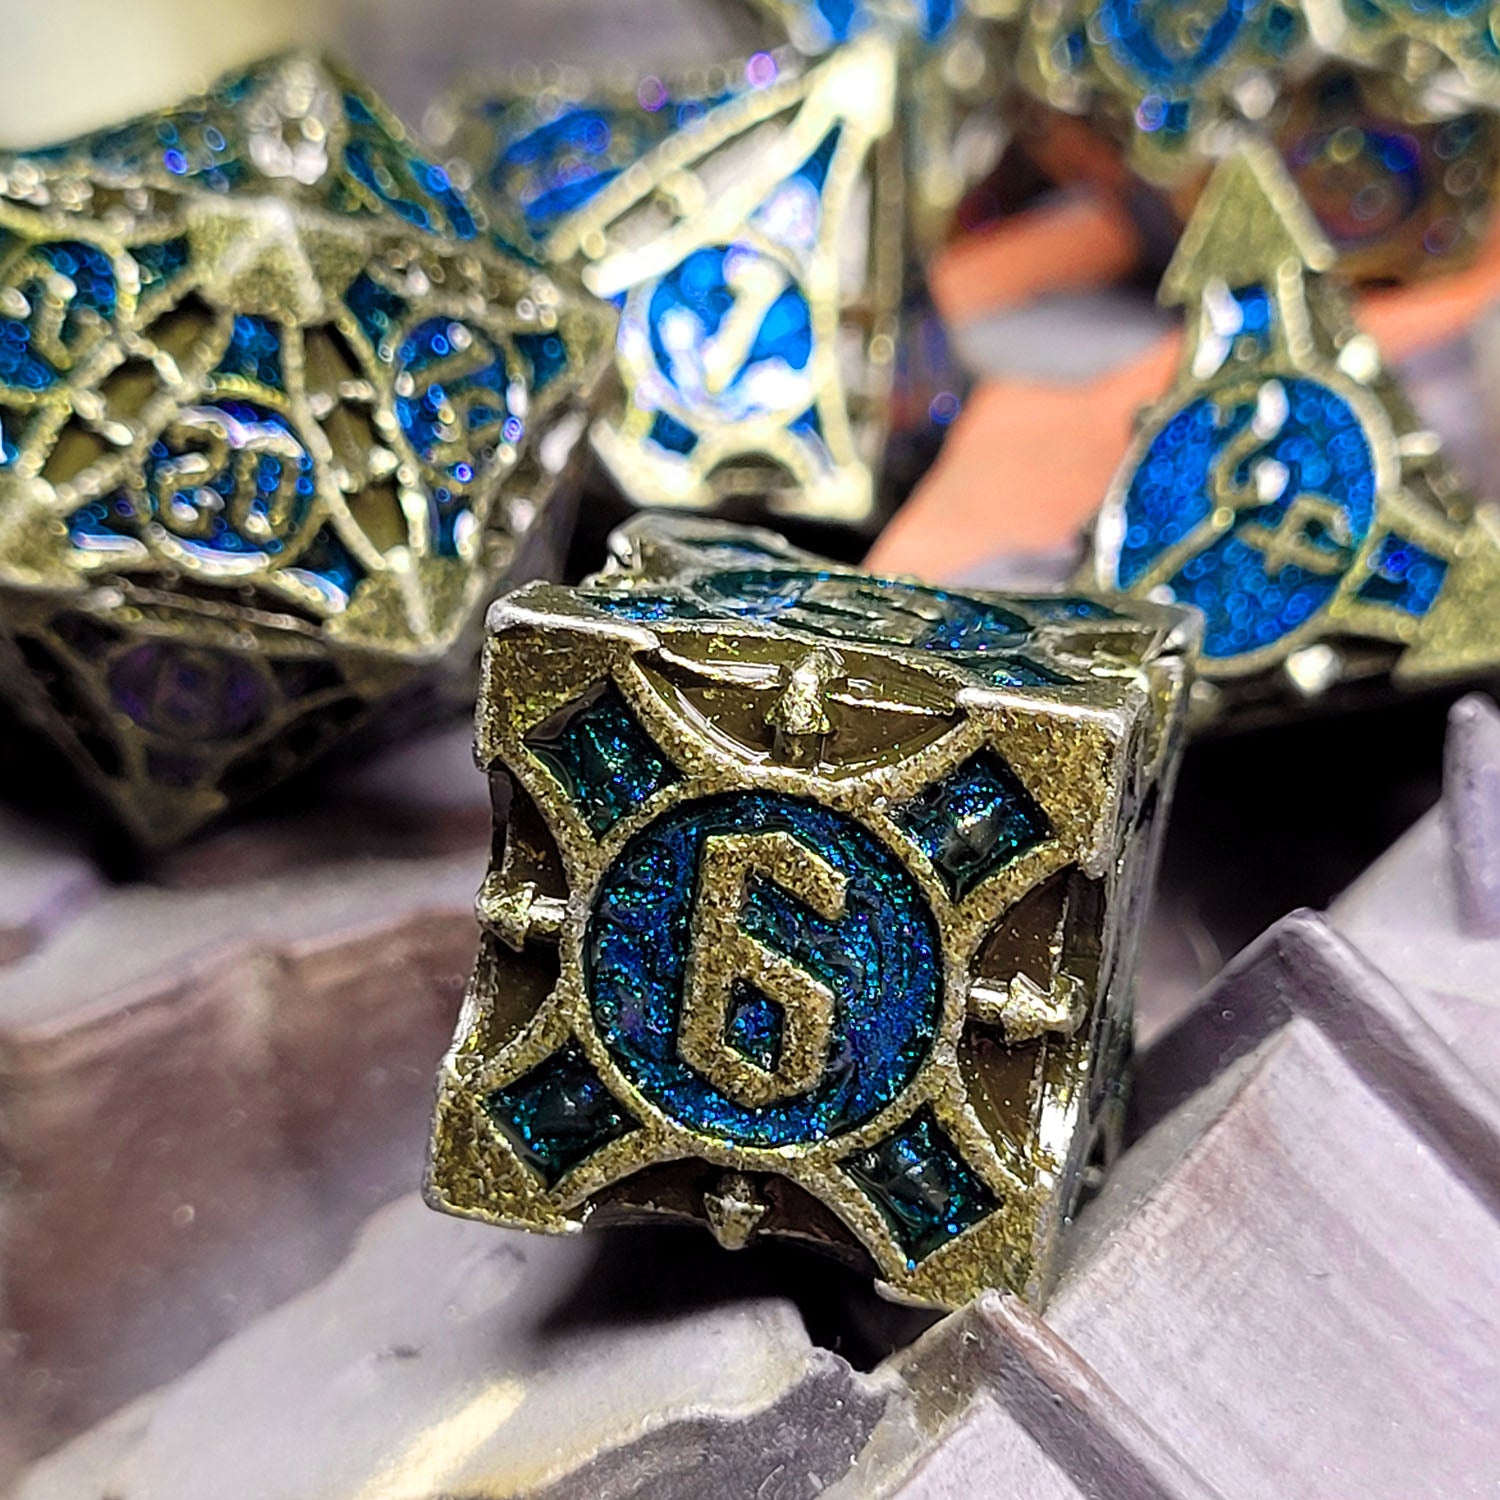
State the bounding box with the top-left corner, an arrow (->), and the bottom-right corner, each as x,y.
1096,0 -> 1252,87
487,100 -> 692,236
0,241 -> 117,391
0,407 -> 20,468
291,525 -> 367,605
793,0 -> 959,45
394,318 -> 513,512
137,401 -> 317,562
646,246 -> 813,414
515,331 -> 569,393
843,1109 -> 997,1266
580,569 -> 1081,688
216,314 -> 284,389
131,238 -> 191,297
526,681 -> 680,837
895,750 -> 1052,900
648,410 -> 700,456
485,1041 -> 634,1187
726,981 -> 785,1073
1116,376 -> 1377,659
694,569 -> 1030,651
1356,532 -> 1448,614
1230,285 -> 1274,346
339,93 -> 478,239
586,792 -> 943,1148
343,271 -> 409,360
1008,595 -> 1121,622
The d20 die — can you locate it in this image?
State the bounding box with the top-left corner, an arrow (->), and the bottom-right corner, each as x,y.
426,516 -> 1196,1308
0,53 -> 615,845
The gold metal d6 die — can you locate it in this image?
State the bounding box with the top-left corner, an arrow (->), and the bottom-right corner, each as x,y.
426,515 -> 1196,1310
0,53 -> 615,845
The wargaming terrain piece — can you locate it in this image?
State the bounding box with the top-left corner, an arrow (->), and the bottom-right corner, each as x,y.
0,53 -> 614,844
425,514 -> 1195,1309
432,38 -> 910,530
1084,140 -> 1500,726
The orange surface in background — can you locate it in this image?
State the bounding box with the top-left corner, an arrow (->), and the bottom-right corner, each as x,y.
870,194 -> 1500,580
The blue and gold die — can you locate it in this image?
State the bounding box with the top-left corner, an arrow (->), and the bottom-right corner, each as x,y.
0,54 -> 615,844
431,36 -> 918,532
1087,140 -> 1500,725
425,516 -> 1195,1308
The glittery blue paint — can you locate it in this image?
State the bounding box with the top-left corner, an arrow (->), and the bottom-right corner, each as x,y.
793,0 -> 959,45
0,241 -> 117,390
647,246 -> 813,406
843,1109 -> 996,1265
515,331 -> 569,393
293,526 -> 367,604
485,1041 -> 634,1186
394,318 -> 512,544
527,681 -> 680,837
895,750 -> 1052,899
726,981 -> 785,1073
585,792 -> 943,1148
140,400 -> 316,562
648,410 -> 700,456
131,238 -> 191,296
344,272 -> 409,359
216,314 -> 284,389
339,92 -> 478,239
1096,0 -> 1251,88
1115,376 -> 1377,659
579,569 -> 1082,687
1356,532 -> 1448,614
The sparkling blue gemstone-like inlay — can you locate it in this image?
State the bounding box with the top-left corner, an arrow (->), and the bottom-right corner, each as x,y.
141,400 -> 318,562
0,241 -> 117,390
791,0 -> 960,46
585,792 -> 943,1148
216,314 -> 284,390
725,981 -> 786,1073
1095,0 -> 1252,88
1356,532 -> 1448,614
578,569 -> 1081,688
843,1108 -> 997,1266
895,750 -> 1052,900
526,681 -> 680,837
1115,376 -> 1377,659
394,317 -> 513,488
485,1041 -> 634,1187
645,245 -> 814,420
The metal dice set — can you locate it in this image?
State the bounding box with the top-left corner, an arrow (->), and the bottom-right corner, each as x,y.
0,54 -> 613,843
5,4 -> 1500,1310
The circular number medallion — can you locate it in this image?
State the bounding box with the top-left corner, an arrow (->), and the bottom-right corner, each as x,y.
1113,375 -> 1377,660
1098,0 -> 1251,87
693,567 -> 1034,655
584,792 -> 943,1149
640,244 -> 815,424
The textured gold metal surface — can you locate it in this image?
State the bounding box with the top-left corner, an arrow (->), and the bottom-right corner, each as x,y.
0,53 -> 616,845
426,514 -> 1196,1309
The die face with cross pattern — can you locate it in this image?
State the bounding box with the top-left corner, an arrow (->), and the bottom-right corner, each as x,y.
425,516 -> 1196,1309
